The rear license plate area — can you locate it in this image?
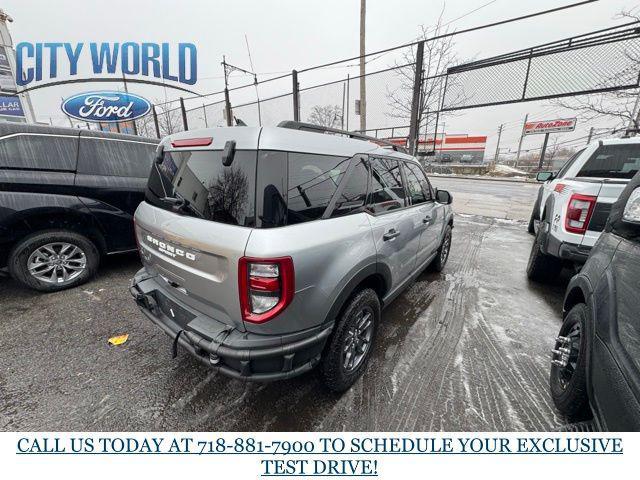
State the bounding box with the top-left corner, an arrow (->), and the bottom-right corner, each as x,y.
155,291 -> 195,328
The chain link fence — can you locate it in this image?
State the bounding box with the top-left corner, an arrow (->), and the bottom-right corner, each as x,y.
131,21 -> 640,158
443,24 -> 640,110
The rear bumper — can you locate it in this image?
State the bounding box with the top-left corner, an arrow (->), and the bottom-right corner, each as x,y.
545,231 -> 591,265
130,270 -> 332,382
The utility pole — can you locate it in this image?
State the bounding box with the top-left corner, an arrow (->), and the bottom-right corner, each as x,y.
202,103 -> 209,128
359,0 -> 366,132
121,73 -> 138,135
222,55 -> 260,127
222,56 -> 233,126
494,124 -> 503,163
538,132 -> 550,170
628,91 -> 640,135
586,126 -> 595,145
515,113 -> 528,167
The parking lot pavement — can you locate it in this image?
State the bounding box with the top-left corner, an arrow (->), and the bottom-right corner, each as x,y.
0,213 -> 570,431
431,176 -> 540,221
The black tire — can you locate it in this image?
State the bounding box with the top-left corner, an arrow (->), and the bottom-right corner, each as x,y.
526,222 -> 562,282
430,224 -> 452,272
527,201 -> 540,235
8,230 -> 100,292
549,304 -> 590,419
321,288 -> 380,392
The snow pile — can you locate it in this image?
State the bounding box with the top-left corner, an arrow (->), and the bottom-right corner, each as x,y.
489,164 -> 528,177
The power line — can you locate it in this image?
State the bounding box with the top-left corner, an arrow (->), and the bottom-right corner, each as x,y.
299,0 -> 600,73
152,0 -> 600,108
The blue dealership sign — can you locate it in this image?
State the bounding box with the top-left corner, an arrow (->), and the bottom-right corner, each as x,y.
0,95 -> 25,117
62,90 -> 151,123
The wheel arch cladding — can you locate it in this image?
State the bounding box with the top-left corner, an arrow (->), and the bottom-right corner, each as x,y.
324,264 -> 389,326
563,286 -> 587,318
8,209 -> 107,254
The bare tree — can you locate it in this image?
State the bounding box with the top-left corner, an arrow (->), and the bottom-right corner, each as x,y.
386,7 -> 465,137
307,105 -> 343,128
553,9 -> 640,131
136,100 -> 184,138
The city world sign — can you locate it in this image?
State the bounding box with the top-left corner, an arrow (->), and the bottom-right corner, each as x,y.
15,42 -> 197,86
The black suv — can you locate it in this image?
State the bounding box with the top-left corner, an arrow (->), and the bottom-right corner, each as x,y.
0,123 -> 158,292
550,169 -> 640,431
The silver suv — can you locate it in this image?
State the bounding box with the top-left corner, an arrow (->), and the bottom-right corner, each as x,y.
130,122 -> 454,391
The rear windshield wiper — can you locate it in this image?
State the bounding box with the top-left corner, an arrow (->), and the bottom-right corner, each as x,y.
160,196 -> 204,218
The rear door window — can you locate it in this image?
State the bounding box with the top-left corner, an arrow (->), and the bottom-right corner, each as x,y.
577,144 -> 640,179
287,153 -> 350,224
331,156 -> 369,218
147,149 -> 257,227
0,134 -> 78,171
367,157 -> 407,213
556,148 -> 584,178
77,138 -> 156,178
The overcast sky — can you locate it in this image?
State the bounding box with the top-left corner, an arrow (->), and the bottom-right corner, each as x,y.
3,0 -> 639,157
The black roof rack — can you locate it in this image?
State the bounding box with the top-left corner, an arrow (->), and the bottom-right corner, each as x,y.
277,120 -> 408,153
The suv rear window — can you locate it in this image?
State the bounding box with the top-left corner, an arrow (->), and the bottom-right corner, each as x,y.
577,144 -> 640,179
147,149 -> 257,227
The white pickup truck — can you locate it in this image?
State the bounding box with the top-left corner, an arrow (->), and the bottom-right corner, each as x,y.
527,136 -> 640,283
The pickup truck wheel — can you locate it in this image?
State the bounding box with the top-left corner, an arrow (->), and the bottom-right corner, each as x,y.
526,223 -> 562,282
8,230 -> 100,292
321,288 -> 380,392
430,224 -> 452,272
549,304 -> 590,419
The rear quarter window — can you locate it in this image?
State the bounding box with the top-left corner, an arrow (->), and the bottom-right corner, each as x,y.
77,138 -> 156,178
0,134 -> 78,171
577,144 -> 640,179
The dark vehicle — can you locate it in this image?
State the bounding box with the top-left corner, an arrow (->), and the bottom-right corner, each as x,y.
0,123 -> 158,292
550,170 -> 640,431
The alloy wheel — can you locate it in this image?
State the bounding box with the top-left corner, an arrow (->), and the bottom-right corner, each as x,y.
342,306 -> 374,372
27,242 -> 87,285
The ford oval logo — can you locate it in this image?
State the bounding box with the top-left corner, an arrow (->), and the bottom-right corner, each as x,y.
61,91 -> 152,123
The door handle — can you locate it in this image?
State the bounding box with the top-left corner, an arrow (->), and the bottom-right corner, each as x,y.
383,229 -> 400,241
422,215 -> 432,224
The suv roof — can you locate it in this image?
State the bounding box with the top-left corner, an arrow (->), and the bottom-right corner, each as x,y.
597,136 -> 640,146
0,122 -> 158,144
164,125 -> 417,162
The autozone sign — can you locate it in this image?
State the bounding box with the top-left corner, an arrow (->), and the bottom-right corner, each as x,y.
524,118 -> 577,135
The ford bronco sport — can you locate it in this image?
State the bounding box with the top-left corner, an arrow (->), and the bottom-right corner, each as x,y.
130,122 -> 454,391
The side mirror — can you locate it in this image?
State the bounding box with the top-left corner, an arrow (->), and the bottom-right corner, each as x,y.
536,171 -> 554,182
154,144 -> 165,164
222,140 -> 236,167
436,189 -> 453,205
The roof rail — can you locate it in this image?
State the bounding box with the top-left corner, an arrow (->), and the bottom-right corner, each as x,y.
277,120 -> 408,153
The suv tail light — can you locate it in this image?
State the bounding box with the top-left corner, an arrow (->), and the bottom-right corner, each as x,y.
565,193 -> 596,234
238,257 -> 294,323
